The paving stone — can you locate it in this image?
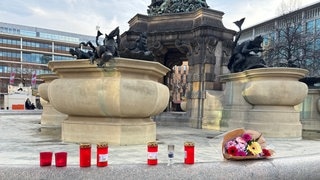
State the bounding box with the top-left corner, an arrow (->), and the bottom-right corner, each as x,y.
1,112 -> 319,179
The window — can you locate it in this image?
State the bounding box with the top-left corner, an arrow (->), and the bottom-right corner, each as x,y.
22,52 -> 52,64
54,44 -> 74,52
54,55 -> 75,61
22,40 -> 51,50
0,50 -> 20,59
262,35 -> 269,46
316,18 -> 320,31
305,58 -> 313,66
315,39 -> 320,50
0,38 -> 19,45
306,20 -> 315,34
40,32 -> 80,43
20,30 -> 36,37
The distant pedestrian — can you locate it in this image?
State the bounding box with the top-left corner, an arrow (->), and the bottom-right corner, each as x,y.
25,98 -> 34,110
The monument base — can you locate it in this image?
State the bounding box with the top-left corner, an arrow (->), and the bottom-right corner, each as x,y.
41,103 -> 67,126
201,90 -> 224,131
220,68 -> 308,138
62,116 -> 156,145
301,117 -> 320,139
246,106 -> 302,138
220,107 -> 250,131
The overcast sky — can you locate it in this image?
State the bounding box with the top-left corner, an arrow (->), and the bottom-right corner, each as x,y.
0,0 -> 319,36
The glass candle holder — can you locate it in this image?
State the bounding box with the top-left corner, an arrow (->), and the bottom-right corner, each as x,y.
40,151 -> 53,166
167,144 -> 174,166
55,152 -> 67,167
97,143 -> 108,167
147,142 -> 158,165
184,142 -> 195,164
79,143 -> 91,167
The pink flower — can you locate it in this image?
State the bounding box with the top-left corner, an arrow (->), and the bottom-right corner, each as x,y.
236,143 -> 246,151
242,133 -> 252,142
225,140 -> 237,149
236,150 -> 247,156
236,137 -> 247,145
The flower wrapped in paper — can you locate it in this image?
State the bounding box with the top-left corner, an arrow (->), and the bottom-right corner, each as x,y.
222,128 -> 274,160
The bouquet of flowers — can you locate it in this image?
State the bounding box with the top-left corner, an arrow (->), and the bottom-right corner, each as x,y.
222,128 -> 274,160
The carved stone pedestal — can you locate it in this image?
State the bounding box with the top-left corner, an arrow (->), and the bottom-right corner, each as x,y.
221,68 -> 308,138
38,74 -> 67,131
62,117 -> 155,145
48,58 -> 169,145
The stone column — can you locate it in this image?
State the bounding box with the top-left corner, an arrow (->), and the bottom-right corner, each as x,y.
186,36 -> 219,128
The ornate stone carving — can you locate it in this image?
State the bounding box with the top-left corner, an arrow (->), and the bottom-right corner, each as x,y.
148,40 -> 168,64
148,0 -> 209,16
206,38 -> 218,55
149,41 -> 168,56
221,39 -> 233,66
119,32 -> 154,61
175,39 -> 192,58
204,37 -> 219,64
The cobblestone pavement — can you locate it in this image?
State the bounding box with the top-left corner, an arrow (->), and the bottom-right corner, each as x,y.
1,113 -> 319,166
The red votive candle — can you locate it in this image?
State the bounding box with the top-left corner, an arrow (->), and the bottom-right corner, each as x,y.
79,143 -> 91,167
184,142 -> 195,164
40,151 -> 53,166
147,142 -> 158,165
55,152 -> 67,167
96,143 -> 108,167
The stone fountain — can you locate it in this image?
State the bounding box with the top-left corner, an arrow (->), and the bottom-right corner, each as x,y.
220,67 -> 308,138
47,58 -> 169,145
217,17 -> 309,138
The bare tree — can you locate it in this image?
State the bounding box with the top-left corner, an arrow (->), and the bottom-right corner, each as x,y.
276,0 -> 302,15
263,1 -> 320,77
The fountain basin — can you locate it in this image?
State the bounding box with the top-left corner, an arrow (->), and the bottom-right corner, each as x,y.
47,58 -> 170,145
243,68 -> 308,106
38,74 -> 67,127
221,67 -> 309,138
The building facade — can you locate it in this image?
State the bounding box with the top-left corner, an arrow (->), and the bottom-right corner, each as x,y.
240,2 -> 320,43
238,2 -> 320,76
0,22 -> 94,108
